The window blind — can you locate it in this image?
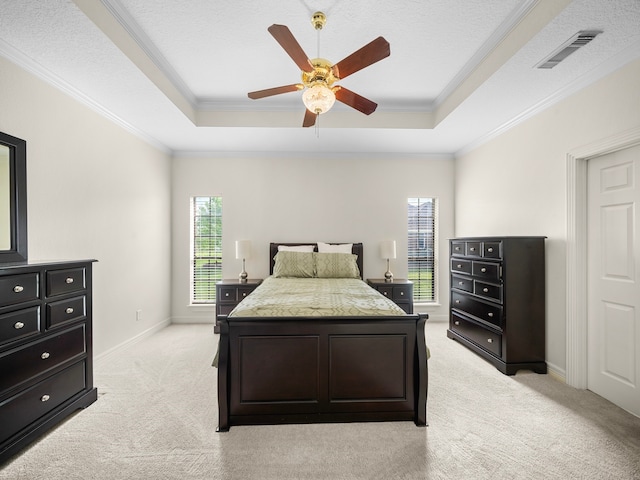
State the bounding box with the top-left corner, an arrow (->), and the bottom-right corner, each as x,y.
191,196 -> 222,303
408,197 -> 437,302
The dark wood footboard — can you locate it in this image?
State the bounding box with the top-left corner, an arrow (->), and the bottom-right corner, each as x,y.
216,314 -> 428,431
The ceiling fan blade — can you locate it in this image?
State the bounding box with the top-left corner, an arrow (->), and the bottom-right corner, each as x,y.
332,36 -> 390,80
248,84 -> 303,99
303,109 -> 317,127
268,24 -> 314,73
335,87 -> 378,115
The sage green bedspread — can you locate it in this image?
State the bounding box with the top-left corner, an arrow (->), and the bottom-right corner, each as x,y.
212,277 -> 419,367
229,277 -> 407,318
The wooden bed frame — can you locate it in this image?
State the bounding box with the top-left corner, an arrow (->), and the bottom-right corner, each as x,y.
216,243 -> 428,432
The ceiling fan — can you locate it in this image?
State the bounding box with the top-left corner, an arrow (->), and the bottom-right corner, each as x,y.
247,11 -> 390,127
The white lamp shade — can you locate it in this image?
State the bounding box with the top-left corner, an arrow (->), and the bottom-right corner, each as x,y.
235,240 -> 251,260
380,240 -> 397,259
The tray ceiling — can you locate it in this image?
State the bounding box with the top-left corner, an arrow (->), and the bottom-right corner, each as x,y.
0,0 -> 639,155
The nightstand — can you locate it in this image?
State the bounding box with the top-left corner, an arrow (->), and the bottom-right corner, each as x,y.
214,279 -> 262,333
367,279 -> 414,314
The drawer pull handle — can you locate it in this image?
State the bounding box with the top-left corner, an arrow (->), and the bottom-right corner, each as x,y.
487,338 -> 493,344
487,312 -> 494,318
399,291 -> 404,296
225,292 -> 230,297
454,320 -> 460,326
14,321 -> 25,329
66,307 -> 74,314
41,352 -> 50,360
458,281 -> 464,285
487,247 -> 494,252
383,292 -> 388,296
455,300 -> 460,304
469,247 -> 475,251
242,292 -> 247,297
41,395 -> 50,402
481,268 -> 487,273
457,264 -> 462,268
13,285 -> 24,293
483,288 -> 489,293
66,277 -> 74,284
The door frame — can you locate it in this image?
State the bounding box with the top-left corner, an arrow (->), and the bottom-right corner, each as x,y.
566,126 -> 640,388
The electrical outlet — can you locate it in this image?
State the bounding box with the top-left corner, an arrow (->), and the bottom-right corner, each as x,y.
136,309 -> 142,321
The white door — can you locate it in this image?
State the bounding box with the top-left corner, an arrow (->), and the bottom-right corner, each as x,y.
587,143 -> 640,417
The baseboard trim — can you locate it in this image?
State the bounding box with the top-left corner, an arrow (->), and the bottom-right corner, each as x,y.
95,319 -> 171,365
546,362 -> 566,383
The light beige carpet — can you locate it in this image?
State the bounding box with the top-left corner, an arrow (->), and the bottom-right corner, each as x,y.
1,321 -> 639,479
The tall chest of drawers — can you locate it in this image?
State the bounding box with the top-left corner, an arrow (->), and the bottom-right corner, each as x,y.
446,237 -> 546,375
0,260 -> 97,463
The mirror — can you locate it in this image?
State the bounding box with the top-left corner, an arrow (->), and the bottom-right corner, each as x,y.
0,131 -> 27,263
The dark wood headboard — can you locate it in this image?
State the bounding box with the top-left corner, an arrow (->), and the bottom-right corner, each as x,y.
269,242 -> 364,279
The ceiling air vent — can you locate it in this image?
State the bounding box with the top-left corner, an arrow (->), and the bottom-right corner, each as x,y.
535,30 -> 603,69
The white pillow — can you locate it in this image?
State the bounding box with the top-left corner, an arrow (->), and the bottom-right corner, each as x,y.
317,242 -> 353,254
278,244 -> 315,252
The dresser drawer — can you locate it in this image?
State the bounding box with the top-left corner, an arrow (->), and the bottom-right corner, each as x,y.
0,273 -> 39,308
377,284 -> 412,302
451,241 -> 465,257
451,291 -> 502,329
0,307 -> 40,346
483,242 -> 502,259
450,258 -> 472,275
217,304 -> 235,317
0,324 -> 86,393
474,281 -> 503,302
218,286 -> 239,304
0,361 -> 86,442
47,296 -> 86,329
451,274 -> 473,293
237,286 -> 256,302
46,268 -> 86,297
472,261 -> 501,281
465,241 -> 482,257
451,312 -> 501,357
392,284 -> 411,302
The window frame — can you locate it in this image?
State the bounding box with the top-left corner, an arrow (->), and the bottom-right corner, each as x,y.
407,197 -> 438,304
190,196 -> 222,304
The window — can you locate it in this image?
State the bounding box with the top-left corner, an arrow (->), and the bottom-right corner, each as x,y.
191,196 -> 222,303
408,197 -> 437,302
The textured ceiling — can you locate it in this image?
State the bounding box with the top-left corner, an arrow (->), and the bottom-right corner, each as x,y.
0,0 -> 639,155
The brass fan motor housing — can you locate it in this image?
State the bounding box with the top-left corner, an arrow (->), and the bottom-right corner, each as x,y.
301,58 -> 337,89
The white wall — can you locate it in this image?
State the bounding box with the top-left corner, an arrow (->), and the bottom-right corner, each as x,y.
454,59 -> 640,378
171,154 -> 455,324
0,56 -> 172,358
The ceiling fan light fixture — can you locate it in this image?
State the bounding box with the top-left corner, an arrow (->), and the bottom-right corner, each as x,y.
302,83 -> 336,114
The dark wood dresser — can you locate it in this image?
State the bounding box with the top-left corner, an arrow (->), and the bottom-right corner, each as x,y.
367,279 -> 414,313
0,260 -> 97,463
447,237 -> 546,375
215,279 -> 262,333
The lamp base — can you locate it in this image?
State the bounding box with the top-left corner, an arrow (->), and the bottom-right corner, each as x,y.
384,258 -> 393,282
239,259 -> 248,283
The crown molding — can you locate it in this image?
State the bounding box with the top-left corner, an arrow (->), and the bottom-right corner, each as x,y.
171,149 -> 454,160
434,0 -> 540,109
0,39 -> 169,154
455,43 -> 640,158
99,0 -> 196,107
